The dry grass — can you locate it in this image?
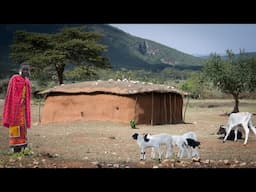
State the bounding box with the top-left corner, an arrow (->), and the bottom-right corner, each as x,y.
1,99 -> 256,168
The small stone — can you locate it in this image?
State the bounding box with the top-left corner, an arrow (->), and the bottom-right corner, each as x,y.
203,159 -> 210,164
239,162 -> 247,166
91,161 -> 99,165
139,161 -> 146,165
223,160 -> 230,165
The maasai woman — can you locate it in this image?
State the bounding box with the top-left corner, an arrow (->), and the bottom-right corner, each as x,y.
2,63 -> 31,152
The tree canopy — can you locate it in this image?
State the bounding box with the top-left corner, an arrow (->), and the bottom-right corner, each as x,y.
10,27 -> 111,85
203,49 -> 256,112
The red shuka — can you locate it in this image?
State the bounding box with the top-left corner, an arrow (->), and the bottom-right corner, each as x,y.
2,74 -> 31,128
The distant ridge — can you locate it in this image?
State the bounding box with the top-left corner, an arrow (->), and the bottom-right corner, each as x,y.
0,24 -> 205,77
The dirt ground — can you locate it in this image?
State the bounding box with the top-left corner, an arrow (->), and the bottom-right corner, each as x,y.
1,99 -> 256,168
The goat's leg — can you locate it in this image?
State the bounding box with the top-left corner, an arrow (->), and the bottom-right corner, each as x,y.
182,145 -> 189,159
186,147 -> 192,159
234,128 -> 238,142
191,147 -> 196,157
155,146 -> 162,162
176,148 -> 180,159
179,147 -> 184,159
151,147 -> 156,159
223,126 -> 232,143
192,147 -> 200,158
242,123 -> 249,145
165,144 -> 172,159
140,148 -> 146,160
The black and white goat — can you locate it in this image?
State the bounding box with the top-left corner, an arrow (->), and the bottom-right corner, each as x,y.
182,131 -> 200,159
217,125 -> 242,140
222,112 -> 256,145
172,131 -> 200,159
132,133 -> 173,161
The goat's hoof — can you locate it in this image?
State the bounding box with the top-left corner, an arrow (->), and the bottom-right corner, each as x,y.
223,141 -> 225,143
243,144 -> 247,146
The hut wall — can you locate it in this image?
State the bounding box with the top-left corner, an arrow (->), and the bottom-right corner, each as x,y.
134,93 -> 183,125
41,92 -> 184,125
41,94 -> 136,124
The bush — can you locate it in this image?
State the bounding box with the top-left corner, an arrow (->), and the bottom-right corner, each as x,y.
130,119 -> 136,129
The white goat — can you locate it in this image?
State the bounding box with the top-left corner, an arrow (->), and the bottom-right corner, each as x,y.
223,112 -> 256,145
132,133 -> 173,161
171,135 -> 190,159
150,131 -> 200,160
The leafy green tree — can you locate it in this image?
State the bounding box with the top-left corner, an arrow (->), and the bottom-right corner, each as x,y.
180,72 -> 205,99
64,66 -> 98,81
10,27 -> 111,85
203,49 -> 256,113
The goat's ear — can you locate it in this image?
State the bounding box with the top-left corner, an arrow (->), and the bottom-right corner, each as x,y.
132,133 -> 138,140
144,134 -> 150,142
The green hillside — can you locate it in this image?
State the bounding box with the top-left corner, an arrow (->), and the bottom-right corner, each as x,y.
0,24 -> 205,78
85,24 -> 204,70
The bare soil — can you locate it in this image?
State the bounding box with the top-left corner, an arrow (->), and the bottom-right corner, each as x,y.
1,99 -> 256,168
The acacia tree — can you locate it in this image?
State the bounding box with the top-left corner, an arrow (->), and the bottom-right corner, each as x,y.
10,26 -> 111,85
203,49 -> 256,113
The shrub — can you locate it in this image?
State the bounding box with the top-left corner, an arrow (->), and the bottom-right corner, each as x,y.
130,119 -> 136,129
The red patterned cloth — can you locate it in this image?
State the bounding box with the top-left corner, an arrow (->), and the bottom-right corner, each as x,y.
2,74 -> 31,128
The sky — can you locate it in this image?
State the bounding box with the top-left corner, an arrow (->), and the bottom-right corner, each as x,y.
110,24 -> 256,56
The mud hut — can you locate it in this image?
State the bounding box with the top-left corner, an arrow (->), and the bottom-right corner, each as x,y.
38,80 -> 188,125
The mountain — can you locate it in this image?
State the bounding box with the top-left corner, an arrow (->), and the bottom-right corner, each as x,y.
0,24 -> 205,78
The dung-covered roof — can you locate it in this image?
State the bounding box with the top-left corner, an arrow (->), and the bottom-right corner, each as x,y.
38,80 -> 188,96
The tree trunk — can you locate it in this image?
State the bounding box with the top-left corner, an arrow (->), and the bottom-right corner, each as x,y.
55,64 -> 64,85
232,93 -> 240,113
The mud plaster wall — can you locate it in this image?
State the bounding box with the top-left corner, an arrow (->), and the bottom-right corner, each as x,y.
41,93 -> 183,125
41,94 -> 137,124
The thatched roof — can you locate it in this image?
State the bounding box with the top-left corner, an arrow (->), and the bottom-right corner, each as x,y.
38,80 -> 188,96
